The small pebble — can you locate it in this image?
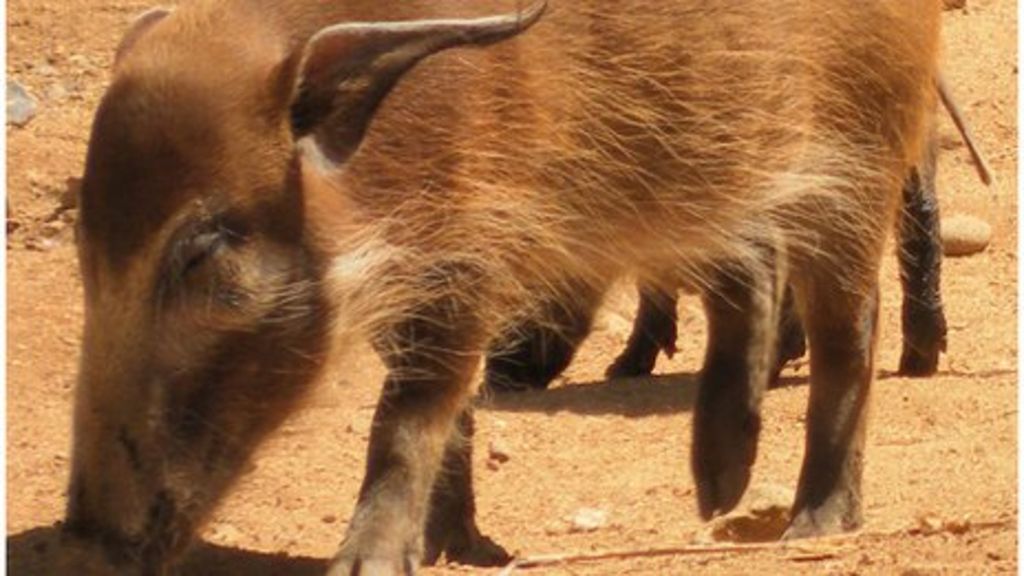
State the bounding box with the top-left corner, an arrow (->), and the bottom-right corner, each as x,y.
941,214 -> 991,257
68,54 -> 89,68
915,514 -> 943,535
943,518 -> 972,535
568,507 -> 608,533
41,221 -> 66,238
694,484 -> 793,544
8,80 -> 37,127
209,522 -> 242,544
60,177 -> 81,211
24,236 -> 57,252
46,82 -> 69,102
321,514 -> 337,524
487,439 -> 511,464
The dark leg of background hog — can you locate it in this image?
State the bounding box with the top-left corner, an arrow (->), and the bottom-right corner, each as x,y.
605,286 -> 678,378
784,281 -> 879,539
483,288 -> 602,393
606,284 -> 804,384
422,410 -> 510,567
693,258 -> 780,520
898,138 -> 947,376
770,286 -> 807,387
329,315 -> 481,576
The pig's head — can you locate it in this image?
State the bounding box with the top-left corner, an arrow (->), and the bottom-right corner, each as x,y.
63,3 -> 545,572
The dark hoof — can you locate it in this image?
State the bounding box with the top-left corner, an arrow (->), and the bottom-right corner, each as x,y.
899,304 -> 946,377
423,525 -> 511,568
441,532 -> 511,567
693,408 -> 760,520
782,504 -> 861,540
898,340 -> 943,376
696,465 -> 751,521
604,347 -> 658,379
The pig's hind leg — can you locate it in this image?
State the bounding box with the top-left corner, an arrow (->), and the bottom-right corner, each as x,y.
483,281 -> 604,393
605,285 -> 679,378
898,135 -> 947,376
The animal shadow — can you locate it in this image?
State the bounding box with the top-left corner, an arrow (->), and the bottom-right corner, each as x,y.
479,372 -> 701,418
478,370 -> 813,419
8,525 -> 328,576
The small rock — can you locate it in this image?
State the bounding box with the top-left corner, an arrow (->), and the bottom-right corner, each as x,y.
568,507 -> 608,533
694,484 -> 793,544
61,177 -> 82,210
321,514 -> 337,524
942,0 -> 966,9
41,220 -> 66,238
26,169 -> 44,189
942,214 -> 991,257
915,514 -> 943,535
209,522 -> 242,544
46,82 -> 69,102
24,236 -> 58,252
487,439 -> 511,464
943,518 -> 971,535
8,80 -> 37,127
7,199 -> 20,235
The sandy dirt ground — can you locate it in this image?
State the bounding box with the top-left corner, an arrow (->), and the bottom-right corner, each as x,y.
6,0 -> 1019,574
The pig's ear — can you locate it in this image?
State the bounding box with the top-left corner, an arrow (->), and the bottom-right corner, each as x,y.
289,0 -> 546,166
114,7 -> 172,66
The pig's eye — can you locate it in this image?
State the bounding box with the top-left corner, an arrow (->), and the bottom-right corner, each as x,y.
157,217 -> 253,320
178,230 -> 226,278
166,219 -> 245,284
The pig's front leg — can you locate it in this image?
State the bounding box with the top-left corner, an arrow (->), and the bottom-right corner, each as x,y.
422,409 -> 510,567
329,311 -> 483,576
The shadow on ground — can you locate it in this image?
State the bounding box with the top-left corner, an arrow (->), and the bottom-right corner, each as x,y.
478,371 -> 813,418
8,525 -> 328,576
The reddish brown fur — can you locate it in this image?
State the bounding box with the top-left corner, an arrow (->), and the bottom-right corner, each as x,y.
66,1 -> 941,574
